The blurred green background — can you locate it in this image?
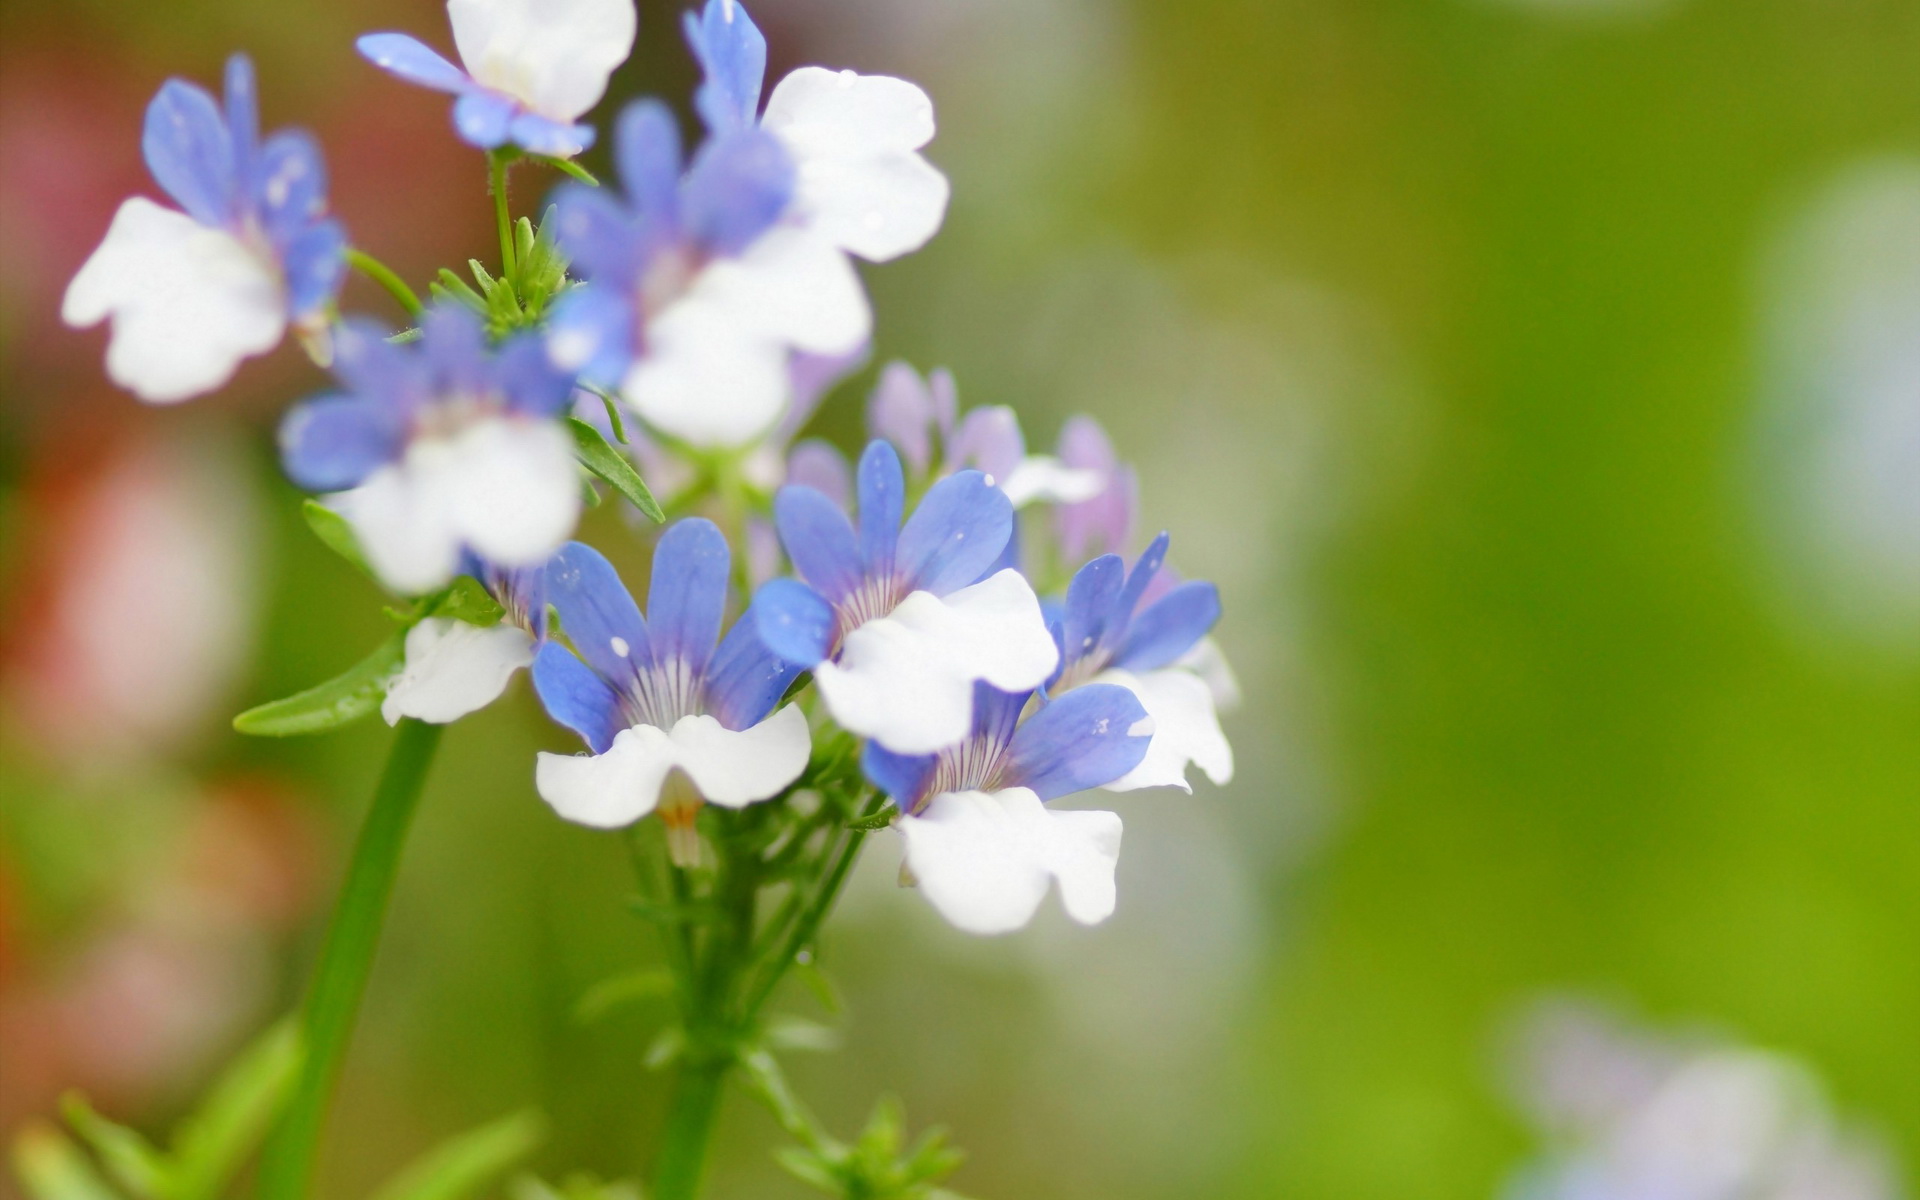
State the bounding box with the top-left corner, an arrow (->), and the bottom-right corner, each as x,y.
3,0 -> 1919,1197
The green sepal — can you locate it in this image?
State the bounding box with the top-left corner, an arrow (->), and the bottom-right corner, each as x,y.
430,268 -> 487,313
429,575 -> 505,627
568,418 -> 664,522
302,500 -> 374,579
846,806 -> 898,832
366,1111 -> 545,1200
11,1123 -> 121,1200
232,632 -> 405,737
529,155 -> 600,186
57,1096 -> 167,1200
166,1020 -> 301,1200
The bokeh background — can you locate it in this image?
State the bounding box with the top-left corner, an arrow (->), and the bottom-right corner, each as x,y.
4,0 -> 1920,1196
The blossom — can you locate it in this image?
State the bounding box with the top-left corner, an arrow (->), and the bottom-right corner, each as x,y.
1052,533 -> 1232,791
380,556 -> 547,725
864,682 -> 1152,935
1054,415 -> 1138,563
866,362 -> 1104,508
63,55 -> 346,403
755,441 -> 1060,755
279,306 -> 580,595
530,526 -> 810,861
356,0 -> 636,157
545,0 -> 947,447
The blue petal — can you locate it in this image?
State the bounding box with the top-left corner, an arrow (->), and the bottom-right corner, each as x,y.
278,394 -> 402,491
544,541 -> 651,690
509,111 -> 594,157
861,741 -> 936,811
421,304 -> 489,394
1114,531 -> 1170,633
867,361 -> 937,474
142,78 -> 237,227
895,470 -> 1013,596
705,604 -> 804,731
614,100 -> 683,224
545,283 -> 637,386
1112,581 -> 1220,671
683,0 -> 767,133
532,642 -> 629,754
331,317 -> 421,408
751,579 -> 835,667
1060,554 -> 1125,668
282,218 -> 347,320
682,128 -> 794,256
224,55 -> 259,196
552,183 -> 645,285
786,439 -> 851,508
357,33 -> 472,93
647,519 -> 731,674
453,90 -> 515,148
773,485 -> 862,603
253,131 -> 330,250
969,680 -> 1028,749
855,440 -> 905,577
1002,684 -> 1151,801
495,334 -> 574,417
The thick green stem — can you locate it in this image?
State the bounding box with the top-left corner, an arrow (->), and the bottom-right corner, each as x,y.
343,249 -> 423,318
257,719 -> 443,1200
488,150 -> 517,283
652,1055 -> 729,1200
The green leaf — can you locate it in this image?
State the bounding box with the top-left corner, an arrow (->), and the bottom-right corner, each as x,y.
58,1097 -> 167,1200
765,1016 -> 840,1054
573,970 -> 673,1024
846,806 -> 898,832
432,269 -> 487,312
430,576 -> 506,627
167,1021 -> 302,1200
302,500 -> 374,580
772,1148 -> 839,1193
366,1112 -> 545,1200
642,1026 -> 685,1071
12,1123 -> 122,1200
567,418 -> 663,522
530,155 -> 600,186
510,1173 -> 640,1200
577,383 -> 628,444
232,633 -> 405,737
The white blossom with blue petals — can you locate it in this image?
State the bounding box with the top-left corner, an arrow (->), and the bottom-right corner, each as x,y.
381,556 -> 548,725
63,55 -> 346,404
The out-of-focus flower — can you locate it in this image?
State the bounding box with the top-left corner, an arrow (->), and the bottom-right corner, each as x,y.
279,307 -> 579,594
380,556 -> 547,725
62,55 -> 346,403
1051,533 -> 1232,792
357,0 -> 636,158
1054,414 -> 1138,564
755,440 -> 1059,754
863,680 -> 1149,934
531,526 -> 808,862
547,0 -> 946,447
1503,1000 -> 1904,1200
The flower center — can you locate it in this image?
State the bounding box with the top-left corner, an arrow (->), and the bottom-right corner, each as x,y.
832,575 -> 905,647
622,657 -> 703,729
915,729 -> 1014,815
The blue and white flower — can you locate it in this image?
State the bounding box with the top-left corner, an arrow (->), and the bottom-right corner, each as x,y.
755,441 -> 1060,755
864,681 -> 1152,935
63,54 -> 346,404
530,527 -> 810,861
545,0 -> 947,447
279,306 -> 581,595
867,361 -> 1104,509
1052,533 -> 1233,791
381,556 -> 547,725
357,0 -> 636,157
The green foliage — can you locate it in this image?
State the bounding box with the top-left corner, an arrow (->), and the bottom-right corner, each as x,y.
568,418 -> 665,523
302,500 -> 374,579
10,1021 -> 301,1200
769,1092 -> 967,1200
429,209 -> 571,339
231,631 -> 405,736
365,1111 -> 545,1200
573,969 -> 675,1024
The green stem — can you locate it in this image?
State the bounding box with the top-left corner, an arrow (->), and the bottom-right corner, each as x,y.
343,249 -> 423,318
257,719 -> 444,1200
651,1055 -> 729,1200
488,150 -> 517,284
739,800 -> 875,1023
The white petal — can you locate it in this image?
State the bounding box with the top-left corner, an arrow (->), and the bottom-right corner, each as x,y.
667,704 -> 811,808
381,617 -> 534,725
998,455 -> 1106,509
333,468 -> 464,595
813,570 -> 1058,754
64,198 -> 284,404
624,299 -> 790,446
897,787 -> 1122,935
1097,667 -> 1235,792
696,226 -> 871,353
535,723 -> 675,828
449,0 -> 636,123
1175,636 -> 1242,712
432,418 -> 581,567
763,68 -> 949,262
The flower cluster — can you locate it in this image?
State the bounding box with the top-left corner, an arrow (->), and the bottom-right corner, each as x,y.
66,0 -> 1233,942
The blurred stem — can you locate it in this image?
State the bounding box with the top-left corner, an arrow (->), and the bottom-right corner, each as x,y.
257,719 -> 444,1200
488,150 -> 518,284
344,249 -> 423,318
652,1055 -> 728,1200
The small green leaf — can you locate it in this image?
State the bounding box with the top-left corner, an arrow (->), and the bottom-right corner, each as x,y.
468,259 -> 498,291
854,1097 -> 905,1163
567,418 -> 663,522
573,969 -> 673,1024
642,1026 -> 685,1071
765,1016 -> 840,1054
846,806 -> 898,832
366,1112 -> 545,1200
577,383 -> 628,444
387,327 -> 424,344
430,576 -> 505,627
302,500 -> 374,579
12,1123 -> 122,1200
167,1021 -> 302,1200
531,155 -> 600,186
432,269 -> 486,312
58,1097 -> 167,1200
772,1148 -> 839,1193
232,633 -> 405,737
